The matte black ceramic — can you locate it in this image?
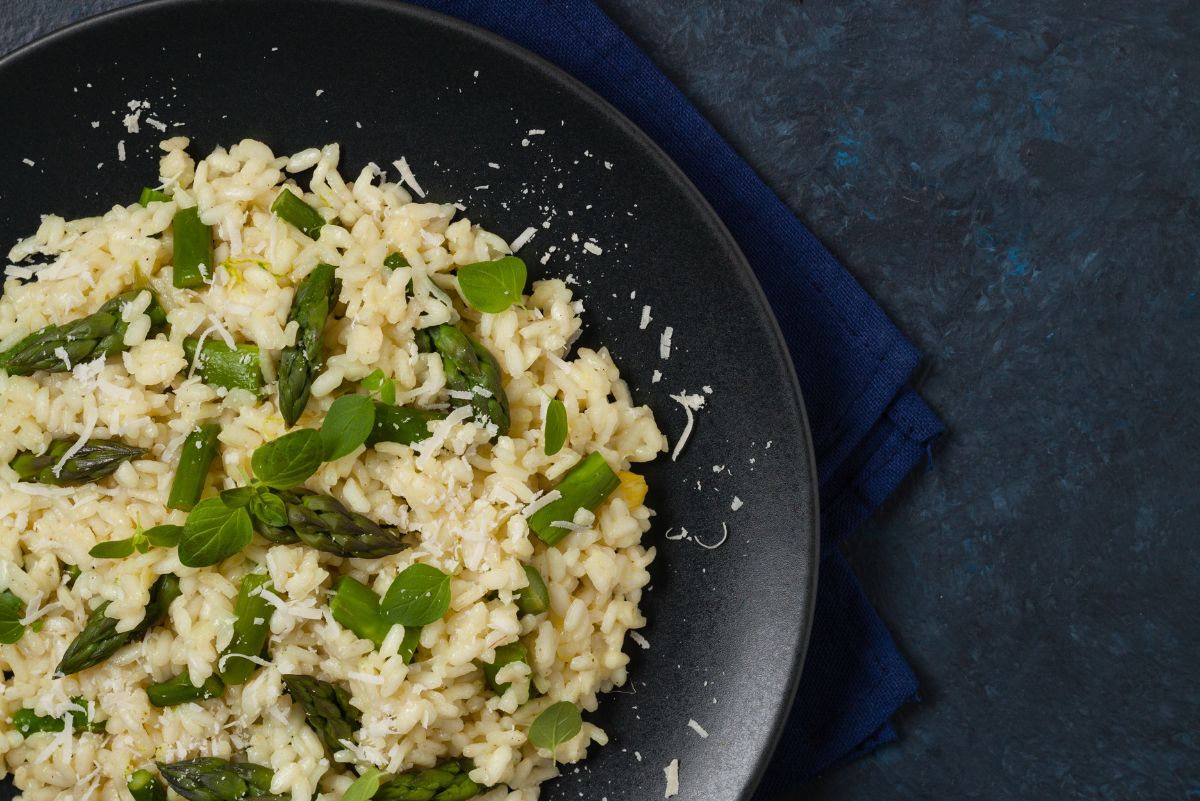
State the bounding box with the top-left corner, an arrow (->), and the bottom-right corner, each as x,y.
0,2 -> 817,799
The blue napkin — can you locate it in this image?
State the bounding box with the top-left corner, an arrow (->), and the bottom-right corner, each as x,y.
408,0 -> 945,791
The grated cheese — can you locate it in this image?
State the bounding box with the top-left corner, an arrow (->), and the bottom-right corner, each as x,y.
583,242 -> 603,255
639,305 -> 652,330
731,496 -> 743,511
521,490 -> 562,518
695,523 -> 729,550
660,327 -> 673,359
664,759 -> 680,798
549,520 -> 588,532
117,140 -> 126,162
667,391 -> 705,461
630,631 -> 650,650
509,226 -> 537,252
218,652 -> 273,672
52,401 -> 98,478
53,347 -> 72,370
652,370 -> 662,383
687,719 -> 709,738
393,157 -> 426,198
21,158 -> 35,167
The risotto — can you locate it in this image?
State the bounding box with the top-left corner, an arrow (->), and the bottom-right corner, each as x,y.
0,137 -> 666,801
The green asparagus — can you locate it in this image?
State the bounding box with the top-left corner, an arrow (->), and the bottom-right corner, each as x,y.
127,769 -> 168,801
158,757 -> 286,801
250,489 -> 407,559
277,263 -> 340,426
527,453 -> 620,546
219,572 -> 275,686
12,697 -> 106,736
147,671 -> 226,707
427,324 -> 509,435
481,642 -> 528,695
328,576 -> 421,662
366,402 -> 445,447
10,437 -> 147,486
270,188 -> 326,240
56,573 -> 181,675
168,424 -> 222,511
183,337 -> 264,393
138,187 -> 172,207
375,760 -> 481,801
172,206 -> 216,289
0,289 -> 166,375
282,674 -> 362,755
516,565 -> 549,615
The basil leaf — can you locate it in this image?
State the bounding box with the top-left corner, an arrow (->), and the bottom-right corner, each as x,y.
133,534 -> 152,554
220,486 -> 257,508
144,524 -> 184,548
178,497 -> 253,567
251,428 -> 324,489
319,395 -> 376,461
529,701 -> 582,754
544,398 -> 568,456
361,369 -> 386,392
0,589 -> 26,644
250,489 -> 289,528
89,538 -> 135,559
457,256 -> 527,313
380,379 -> 397,406
380,564 -> 452,627
342,767 -> 382,801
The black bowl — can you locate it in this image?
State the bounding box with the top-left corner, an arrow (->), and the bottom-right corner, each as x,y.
0,2 -> 818,799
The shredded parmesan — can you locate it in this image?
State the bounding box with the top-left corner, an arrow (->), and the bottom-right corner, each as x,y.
52,402 -> 98,477
660,327 -> 673,360
695,523 -> 729,550
687,719 -> 709,738
664,759 -> 680,798
521,490 -> 562,518
549,520 -> 588,532
393,157 -> 426,198
117,140 -> 126,162
731,496 -> 743,511
218,652 -> 273,672
509,226 -> 537,252
639,305 -> 652,330
583,241 -> 603,255
667,391 -> 705,461
664,527 -> 688,541
630,631 -> 650,650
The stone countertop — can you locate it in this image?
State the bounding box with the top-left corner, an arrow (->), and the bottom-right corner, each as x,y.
3,1 -> 1197,799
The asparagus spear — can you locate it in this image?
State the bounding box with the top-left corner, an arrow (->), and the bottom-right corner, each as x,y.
270,188 -> 325,240
516,565 -> 549,615
172,206 -> 216,289
481,642 -> 528,695
375,760 -> 482,801
329,576 -> 421,662
10,437 -> 147,486
183,337 -> 264,393
139,187 -> 172,207
157,757 -> 286,801
366,402 -> 445,447
168,424 -> 222,511
277,263 -> 340,426
282,674 -> 362,755
127,769 -> 168,801
56,573 -> 181,675
250,489 -> 407,559
0,289 -> 167,375
147,671 -> 225,707
427,324 -> 510,436
527,453 -> 621,546
219,572 -> 275,686
12,697 -> 106,736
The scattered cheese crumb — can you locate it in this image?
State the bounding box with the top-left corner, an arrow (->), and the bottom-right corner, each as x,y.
651,369 -> 662,384
703,385 -> 713,394
146,117 -> 167,132
393,157 -> 426,198
630,631 -> 650,650
52,404 -> 98,478
695,523 -> 729,550
528,128 -> 545,136
583,242 -> 603,255
664,760 -> 680,798
117,140 -> 126,162
731,496 -> 743,511
660,327 -> 673,360
712,465 -> 724,473
639,305 -> 653,330
521,490 -> 563,518
487,162 -> 500,169
509,226 -> 537,252
687,719 -> 709,738
315,88 -> 324,96
90,121 -> 99,129
604,161 -> 613,169
21,158 -> 35,167
668,391 -> 705,461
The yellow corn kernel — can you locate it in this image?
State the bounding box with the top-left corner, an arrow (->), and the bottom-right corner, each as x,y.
616,471 -> 648,507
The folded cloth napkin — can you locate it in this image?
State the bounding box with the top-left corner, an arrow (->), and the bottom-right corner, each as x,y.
408,0 -> 945,792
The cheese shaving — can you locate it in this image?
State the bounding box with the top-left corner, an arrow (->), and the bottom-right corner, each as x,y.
639,305 -> 652,330
667,391 -> 705,461
52,401 -> 98,478
687,719 -> 709,738
695,523 -> 729,550
629,631 -> 650,650
660,327 -> 673,360
510,226 -> 537,252
731,496 -> 743,511
549,520 -> 588,532
393,157 -> 426,198
664,759 -> 680,798
218,652 -> 274,672
583,242 -> 603,255
521,490 -> 562,518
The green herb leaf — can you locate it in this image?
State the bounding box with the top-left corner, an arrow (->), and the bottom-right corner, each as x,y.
251,428 -> 324,489
457,256 -> 527,313
362,369 -> 387,392
89,538 -> 135,559
250,490 -> 289,528
544,398 -> 568,456
380,379 -> 397,406
529,701 -> 582,756
342,767 -> 383,801
319,395 -> 376,461
0,589 -> 26,644
380,564 -> 452,627
144,524 -> 184,548
178,498 -> 253,567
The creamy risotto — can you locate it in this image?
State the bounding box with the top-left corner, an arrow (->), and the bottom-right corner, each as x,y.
0,137 -> 666,801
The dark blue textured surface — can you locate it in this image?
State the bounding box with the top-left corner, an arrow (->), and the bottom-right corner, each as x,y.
4,1 -> 1199,799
